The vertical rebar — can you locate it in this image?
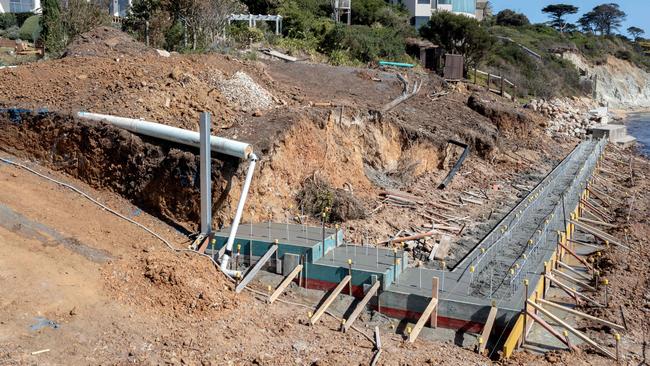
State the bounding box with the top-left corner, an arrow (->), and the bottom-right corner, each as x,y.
376,245 -> 379,269
347,259 -> 353,296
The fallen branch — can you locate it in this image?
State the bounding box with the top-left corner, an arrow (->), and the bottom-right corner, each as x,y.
378,230 -> 436,245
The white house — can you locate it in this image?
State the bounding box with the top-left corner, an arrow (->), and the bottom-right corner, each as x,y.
390,0 -> 482,28
0,0 -> 40,13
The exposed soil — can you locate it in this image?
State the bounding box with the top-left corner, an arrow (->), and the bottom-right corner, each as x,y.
1,27 -> 647,365
0,160 -> 490,365
0,111 -> 240,232
63,26 -> 158,59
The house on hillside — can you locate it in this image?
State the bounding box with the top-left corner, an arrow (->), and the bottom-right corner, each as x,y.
0,0 -> 40,13
109,0 -> 132,17
390,0 -> 487,28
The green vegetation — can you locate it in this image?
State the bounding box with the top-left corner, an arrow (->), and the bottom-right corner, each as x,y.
0,12 -> 35,41
420,12 -> 492,68
41,0 -> 65,53
627,27 -> 645,41
541,4 -> 578,33
321,24 -> 406,64
481,2 -> 650,98
262,0 -> 412,65
0,14 -> 18,29
0,3 -> 109,55
18,15 -> 41,42
578,3 -> 626,35
495,10 -> 530,27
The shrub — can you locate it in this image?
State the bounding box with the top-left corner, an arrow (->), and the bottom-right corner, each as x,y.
228,24 -> 265,44
495,9 -> 530,27
321,24 -> 406,63
0,13 -> 17,29
41,0 -> 66,53
0,26 -> 20,40
276,0 -> 330,39
18,15 -> 41,42
15,12 -> 35,27
615,49 -> 632,60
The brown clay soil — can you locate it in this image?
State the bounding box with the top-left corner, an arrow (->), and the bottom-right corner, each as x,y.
0,27 -> 648,365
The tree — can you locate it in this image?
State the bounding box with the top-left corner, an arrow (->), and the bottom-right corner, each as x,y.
123,0 -> 161,46
627,26 -> 644,41
495,9 -> 530,27
40,0 -> 65,53
419,11 -> 494,68
577,12 -> 596,33
242,0 -> 278,14
578,3 -> 626,36
61,0 -> 110,43
542,4 -> 578,33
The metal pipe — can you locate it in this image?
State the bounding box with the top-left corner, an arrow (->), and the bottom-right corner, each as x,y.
220,153 -> 258,277
76,112 -> 259,278
76,112 -> 253,159
199,112 -> 212,235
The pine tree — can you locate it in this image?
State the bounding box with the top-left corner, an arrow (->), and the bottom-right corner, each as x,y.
40,0 -> 65,53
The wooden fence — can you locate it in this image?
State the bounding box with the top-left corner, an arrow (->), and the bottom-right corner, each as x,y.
472,68 -> 517,100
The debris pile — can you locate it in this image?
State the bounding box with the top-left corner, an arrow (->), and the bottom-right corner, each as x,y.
525,97 -> 597,137
63,26 -> 157,59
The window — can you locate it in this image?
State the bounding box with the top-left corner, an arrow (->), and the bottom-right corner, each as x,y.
453,0 -> 476,14
417,0 -> 430,4
10,0 -> 34,12
414,16 -> 430,28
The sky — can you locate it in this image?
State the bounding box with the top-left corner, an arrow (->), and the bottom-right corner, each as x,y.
488,0 -> 648,37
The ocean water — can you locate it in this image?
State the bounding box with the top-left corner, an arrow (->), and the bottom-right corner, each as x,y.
626,113 -> 650,157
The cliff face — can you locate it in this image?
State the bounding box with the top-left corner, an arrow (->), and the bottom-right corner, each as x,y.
564,52 -> 650,110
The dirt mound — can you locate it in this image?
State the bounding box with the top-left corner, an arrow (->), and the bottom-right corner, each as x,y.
467,93 -> 539,137
63,26 -> 157,59
0,54 -> 245,129
104,249 -> 240,318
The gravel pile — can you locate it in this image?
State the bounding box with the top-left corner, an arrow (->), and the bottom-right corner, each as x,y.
216,71 -> 275,112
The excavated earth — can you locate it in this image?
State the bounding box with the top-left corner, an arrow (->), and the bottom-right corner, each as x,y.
1,28 -> 646,365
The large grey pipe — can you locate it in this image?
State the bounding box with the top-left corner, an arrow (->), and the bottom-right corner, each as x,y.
77,111 -> 257,278
77,112 -> 253,159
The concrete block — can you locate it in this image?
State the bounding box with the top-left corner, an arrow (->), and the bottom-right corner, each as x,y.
283,253 -> 300,276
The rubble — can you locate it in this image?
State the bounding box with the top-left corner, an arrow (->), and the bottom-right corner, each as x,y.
524,97 -> 601,138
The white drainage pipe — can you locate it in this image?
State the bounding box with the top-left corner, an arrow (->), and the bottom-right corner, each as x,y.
77,111 -> 259,278
77,112 -> 253,159
220,153 -> 258,278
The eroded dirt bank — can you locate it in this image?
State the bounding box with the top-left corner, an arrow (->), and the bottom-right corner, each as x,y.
1,107 -> 492,234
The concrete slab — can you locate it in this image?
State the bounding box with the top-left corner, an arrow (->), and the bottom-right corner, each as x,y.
588,124 -> 636,148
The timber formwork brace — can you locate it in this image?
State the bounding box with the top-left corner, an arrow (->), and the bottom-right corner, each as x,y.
209,138 -> 609,355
